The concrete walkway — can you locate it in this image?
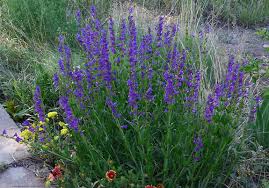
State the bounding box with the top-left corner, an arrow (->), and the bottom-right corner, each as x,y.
0,105 -> 45,188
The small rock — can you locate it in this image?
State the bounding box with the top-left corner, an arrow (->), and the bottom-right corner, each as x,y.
263,44 -> 269,48
0,136 -> 30,165
0,105 -> 19,135
0,167 -> 45,187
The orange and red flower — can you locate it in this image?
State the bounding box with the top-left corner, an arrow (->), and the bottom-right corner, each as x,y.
145,185 -> 156,188
52,165 -> 62,178
47,173 -> 55,182
156,184 -> 165,188
47,165 -> 62,182
105,170 -> 117,182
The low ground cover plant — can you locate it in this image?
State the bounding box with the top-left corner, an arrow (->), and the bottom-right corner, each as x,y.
5,4 -> 261,188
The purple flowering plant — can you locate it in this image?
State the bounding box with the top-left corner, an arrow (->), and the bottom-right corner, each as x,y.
23,5 -> 260,188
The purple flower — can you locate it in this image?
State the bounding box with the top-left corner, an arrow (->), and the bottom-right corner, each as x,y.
75,9 -> 81,25
90,5 -> 97,19
186,69 -> 193,88
250,96 -> 262,121
227,63 -> 240,98
164,70 -> 175,104
100,29 -> 113,90
204,94 -> 215,123
39,137 -> 45,143
109,17 -> 116,54
204,84 -> 223,123
2,129 -> 7,135
224,55 -> 235,88
118,19 -> 127,55
34,86 -> 45,122
58,59 -> 65,75
120,125 -> 128,129
145,86 -> 154,102
156,16 -> 164,48
145,65 -> 154,101
193,71 -> 201,101
15,136 -> 23,143
171,45 -> 180,70
191,71 -> 201,112
164,24 -> 177,47
53,73 -> 59,89
72,68 -> 85,104
193,134 -> 203,161
139,32 -> 153,79
64,45 -> 72,76
256,96 -> 262,104
58,34 -> 64,53
59,97 -> 79,131
128,79 -> 139,111
29,127 -> 35,133
238,70 -> 244,96
22,120 -> 30,126
85,61 -> 94,93
127,7 -> 139,112
57,35 -> 73,77
106,98 -> 121,118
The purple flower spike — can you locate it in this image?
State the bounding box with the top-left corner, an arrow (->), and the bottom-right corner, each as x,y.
128,79 -> 139,112
90,5 -> 97,19
204,84 -> 222,123
53,73 -> 59,89
145,86 -> 154,101
34,86 -> 45,122
127,7 -> 139,112
58,59 -> 65,75
100,29 -> 113,90
193,134 -> 204,161
106,98 -> 121,118
164,70 -> 175,105
109,17 -> 116,54
118,19 -> 127,55
156,16 -> 164,48
58,34 -> 64,54
59,97 -> 79,131
75,9 -> 81,25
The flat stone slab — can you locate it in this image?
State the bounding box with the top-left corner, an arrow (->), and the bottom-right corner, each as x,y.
0,105 -> 19,135
0,167 -> 45,188
0,136 -> 30,165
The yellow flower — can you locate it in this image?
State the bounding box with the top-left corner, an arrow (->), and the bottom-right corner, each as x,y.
38,121 -> 45,126
59,121 -> 67,127
60,128 -> 68,135
46,118 -> 49,123
47,112 -> 58,118
20,129 -> 32,140
32,123 -> 36,128
42,144 -> 49,149
39,127 -> 44,131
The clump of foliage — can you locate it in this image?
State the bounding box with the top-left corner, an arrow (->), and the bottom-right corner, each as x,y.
256,28 -> 269,40
14,4 -> 260,188
135,0 -> 269,26
1,0 -> 114,44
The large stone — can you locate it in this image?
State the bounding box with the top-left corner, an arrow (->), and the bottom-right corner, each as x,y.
0,167 -> 45,188
0,105 -> 20,136
0,136 -> 30,165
